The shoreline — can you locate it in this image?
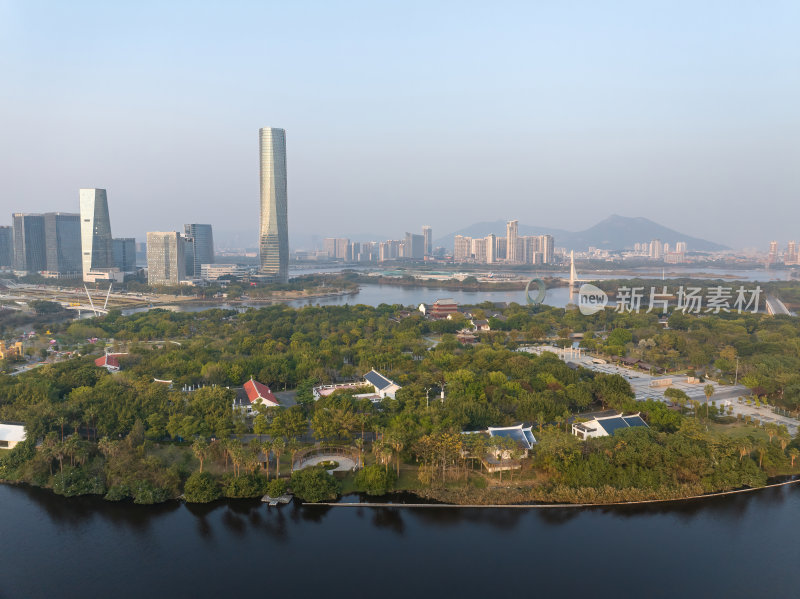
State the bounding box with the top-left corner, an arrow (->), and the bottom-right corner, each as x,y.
3,476 -> 797,510
310,476 -> 800,508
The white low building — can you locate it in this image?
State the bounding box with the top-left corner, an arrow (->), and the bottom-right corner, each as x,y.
364,369 -> 402,399
313,382 -> 379,401
0,422 -> 26,450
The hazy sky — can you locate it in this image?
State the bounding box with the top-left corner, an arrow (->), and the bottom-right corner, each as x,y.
1,1 -> 798,250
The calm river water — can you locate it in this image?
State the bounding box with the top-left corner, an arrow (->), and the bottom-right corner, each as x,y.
1,483 -> 797,598
120,265 -> 793,316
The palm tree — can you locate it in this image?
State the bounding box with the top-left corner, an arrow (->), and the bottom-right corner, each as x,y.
56,415 -> 67,442
272,437 -> 286,478
789,448 -> 799,468
385,431 -> 404,477
228,440 -> 244,477
380,445 -> 394,474
738,440 -> 751,462
261,439 -> 272,477
40,435 -> 58,476
85,407 -> 98,442
53,442 -> 66,474
192,438 -> 209,473
287,439 -> 302,473
755,439 -> 768,468
777,428 -> 791,452
703,384 -> 715,420
98,436 -> 118,460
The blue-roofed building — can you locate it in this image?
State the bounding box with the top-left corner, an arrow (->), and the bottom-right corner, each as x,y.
363,369 -> 402,399
462,424 -> 536,473
487,424 -> 537,450
572,412 -> 648,440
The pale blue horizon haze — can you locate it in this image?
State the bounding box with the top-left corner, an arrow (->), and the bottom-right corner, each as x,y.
1,1 -> 798,251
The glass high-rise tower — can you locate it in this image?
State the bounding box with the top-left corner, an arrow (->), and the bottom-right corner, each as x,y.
79,188 -> 114,281
259,127 -> 288,282
183,224 -> 214,278
12,213 -> 46,273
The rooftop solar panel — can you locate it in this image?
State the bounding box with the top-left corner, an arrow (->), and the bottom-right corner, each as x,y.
597,417 -> 630,436
364,370 -> 392,390
623,416 -> 648,428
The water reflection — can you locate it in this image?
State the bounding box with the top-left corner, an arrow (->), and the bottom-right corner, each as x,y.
7,481 -> 798,537
3,482 -> 798,598
6,483 -> 179,532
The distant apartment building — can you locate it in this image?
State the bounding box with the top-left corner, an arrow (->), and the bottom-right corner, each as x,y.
379,240 -> 403,262
453,230 -> 554,265
404,232 -> 425,260
0,226 -> 12,268
649,239 -> 662,260
485,234 -> 496,264
496,238 -> 507,260
147,232 -> 186,285
675,241 -> 687,254
540,234 -> 554,264
471,237 -> 487,263
506,220 -> 519,263
356,241 -> 379,262
324,237 -> 351,260
12,213 -> 46,273
767,241 -> 779,264
184,224 -> 214,278
422,225 -> 432,256
42,212 -> 81,278
453,235 -> 471,261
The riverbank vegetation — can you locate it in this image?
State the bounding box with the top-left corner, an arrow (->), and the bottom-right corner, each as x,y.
2,300 -> 799,504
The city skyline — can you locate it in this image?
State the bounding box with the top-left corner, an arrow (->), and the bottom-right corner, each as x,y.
1,3 -> 798,248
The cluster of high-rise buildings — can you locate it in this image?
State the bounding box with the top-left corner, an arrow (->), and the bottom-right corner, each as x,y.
2,126 -> 292,287
146,127 -> 289,286
319,220 -> 555,265
321,227 -> 431,263
631,240 -> 688,263
145,224 -> 216,285
2,187 -> 216,286
768,240 -> 800,265
1,189 -> 137,281
453,220 -> 555,265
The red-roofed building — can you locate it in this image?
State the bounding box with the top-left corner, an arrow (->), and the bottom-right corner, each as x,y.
429,298 -> 458,319
234,378 -> 280,414
95,353 -> 125,372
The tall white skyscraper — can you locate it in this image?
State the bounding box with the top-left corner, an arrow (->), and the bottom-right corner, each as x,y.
506,220 -> 519,263
259,127 -> 289,282
79,188 -> 114,281
485,234 -> 496,264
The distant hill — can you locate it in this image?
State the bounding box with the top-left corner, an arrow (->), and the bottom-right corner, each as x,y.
434,215 -> 728,252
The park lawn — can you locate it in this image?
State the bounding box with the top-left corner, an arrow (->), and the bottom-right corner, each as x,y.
706,420 -> 771,443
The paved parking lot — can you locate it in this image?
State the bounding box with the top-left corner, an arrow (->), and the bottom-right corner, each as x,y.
521,345 -> 798,435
